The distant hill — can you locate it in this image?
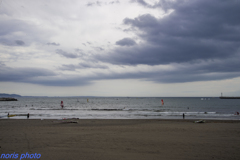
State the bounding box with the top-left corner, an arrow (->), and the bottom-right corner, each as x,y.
0,93 -> 22,97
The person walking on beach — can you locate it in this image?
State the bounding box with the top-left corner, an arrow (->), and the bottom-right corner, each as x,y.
183,113 -> 185,119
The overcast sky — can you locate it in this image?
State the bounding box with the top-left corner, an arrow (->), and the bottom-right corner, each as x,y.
0,0 -> 240,97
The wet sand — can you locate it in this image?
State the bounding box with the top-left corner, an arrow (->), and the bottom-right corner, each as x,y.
0,119 -> 240,160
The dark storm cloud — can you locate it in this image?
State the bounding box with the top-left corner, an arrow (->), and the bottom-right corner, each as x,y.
94,0 -> 240,83
151,57 -> 240,83
92,56 -> 240,84
47,42 -> 60,46
116,38 -> 136,46
15,40 -> 25,46
100,0 -> 240,65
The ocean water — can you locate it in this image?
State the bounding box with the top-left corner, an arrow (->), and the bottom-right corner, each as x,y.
0,97 -> 240,120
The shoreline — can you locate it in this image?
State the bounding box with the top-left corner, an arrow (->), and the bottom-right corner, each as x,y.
1,119 -> 240,160
1,118 -> 240,121
1,116 -> 240,120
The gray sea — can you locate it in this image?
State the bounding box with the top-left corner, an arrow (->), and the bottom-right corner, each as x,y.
0,97 -> 240,120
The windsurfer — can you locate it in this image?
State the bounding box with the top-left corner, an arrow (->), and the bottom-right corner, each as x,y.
61,101 -> 64,109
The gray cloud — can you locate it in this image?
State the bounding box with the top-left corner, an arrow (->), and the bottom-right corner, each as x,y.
0,64 -> 93,86
15,40 -> 25,46
55,49 -> 93,60
0,61 -> 5,67
59,62 -> 108,71
86,1 -> 102,6
106,0 -> 240,65
116,38 -> 136,46
28,76 -> 92,87
87,0 -> 119,6
1,56 -> 239,87
130,0 -> 161,9
93,47 -> 104,51
0,64 -> 92,86
47,42 -> 60,46
94,0 -> 240,83
109,0 -> 120,4
55,49 -> 79,59
1,0 -> 240,87
59,64 -> 76,71
151,57 -> 240,83
0,39 -> 15,46
0,17 -> 50,47
0,39 -> 25,46
0,66 -> 56,82
96,56 -> 240,84
75,48 -> 82,52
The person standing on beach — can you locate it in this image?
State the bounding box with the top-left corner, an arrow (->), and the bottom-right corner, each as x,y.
183,113 -> 185,119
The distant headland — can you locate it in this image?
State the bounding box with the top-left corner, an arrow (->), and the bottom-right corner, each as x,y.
0,93 -> 21,97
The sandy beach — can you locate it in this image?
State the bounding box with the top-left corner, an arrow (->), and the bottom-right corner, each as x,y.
0,119 -> 240,160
